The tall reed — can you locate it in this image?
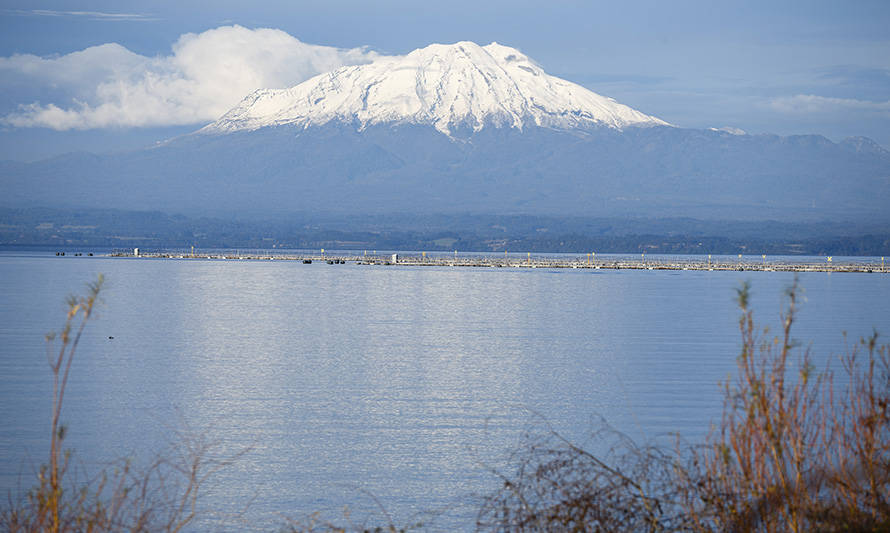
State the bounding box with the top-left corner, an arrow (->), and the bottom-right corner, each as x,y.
2,276 -> 242,532
478,280 -> 889,532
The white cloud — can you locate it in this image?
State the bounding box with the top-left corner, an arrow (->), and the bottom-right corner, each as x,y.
19,9 -> 157,21
708,126 -> 746,135
0,25 -> 383,130
769,94 -> 890,114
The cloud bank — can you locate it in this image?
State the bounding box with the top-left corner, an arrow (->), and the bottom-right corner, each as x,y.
0,26 -> 382,130
769,94 -> 890,115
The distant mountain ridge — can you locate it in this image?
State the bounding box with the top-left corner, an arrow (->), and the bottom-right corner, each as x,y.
2,41 -> 889,222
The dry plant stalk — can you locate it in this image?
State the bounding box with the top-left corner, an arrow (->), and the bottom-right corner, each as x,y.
688,280 -> 889,532
478,280 -> 889,532
1,276 -> 244,533
476,422 -> 691,531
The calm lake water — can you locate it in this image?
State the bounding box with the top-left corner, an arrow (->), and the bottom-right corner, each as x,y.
1,252 -> 888,530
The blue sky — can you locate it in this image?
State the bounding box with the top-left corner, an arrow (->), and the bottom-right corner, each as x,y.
0,0 -> 888,160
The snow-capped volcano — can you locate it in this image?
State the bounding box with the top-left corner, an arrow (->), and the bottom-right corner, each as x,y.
203,41 -> 669,136
6,42 -> 888,221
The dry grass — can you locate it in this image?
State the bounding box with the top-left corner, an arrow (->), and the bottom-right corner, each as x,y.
478,279 -> 889,532
686,280 -> 889,532
1,276 -> 243,533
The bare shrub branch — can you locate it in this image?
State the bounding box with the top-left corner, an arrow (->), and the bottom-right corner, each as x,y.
478,280 -> 890,532
1,276 -> 246,532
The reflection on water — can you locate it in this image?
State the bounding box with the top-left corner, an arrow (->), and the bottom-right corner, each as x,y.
0,253 -> 888,529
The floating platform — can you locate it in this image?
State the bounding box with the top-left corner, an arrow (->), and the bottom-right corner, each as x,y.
107,251 -> 888,274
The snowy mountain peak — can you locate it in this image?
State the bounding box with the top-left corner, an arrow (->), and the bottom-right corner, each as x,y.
203,41 -> 670,136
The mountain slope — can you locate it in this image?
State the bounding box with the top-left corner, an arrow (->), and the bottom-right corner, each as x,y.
3,123 -> 889,220
2,41 -> 889,222
202,41 -> 668,136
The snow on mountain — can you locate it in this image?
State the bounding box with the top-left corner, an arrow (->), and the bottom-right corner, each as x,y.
203,41 -> 669,136
709,126 -> 747,135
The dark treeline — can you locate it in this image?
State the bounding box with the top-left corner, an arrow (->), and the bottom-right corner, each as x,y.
2,207 -> 889,256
